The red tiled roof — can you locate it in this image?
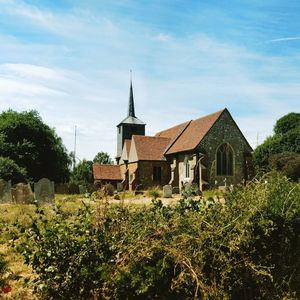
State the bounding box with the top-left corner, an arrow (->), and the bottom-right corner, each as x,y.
132,135 -> 171,161
93,164 -> 122,181
156,120 -> 191,140
155,120 -> 191,151
165,109 -> 225,154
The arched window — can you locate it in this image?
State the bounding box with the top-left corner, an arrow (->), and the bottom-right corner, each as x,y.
184,156 -> 190,178
216,143 -> 233,176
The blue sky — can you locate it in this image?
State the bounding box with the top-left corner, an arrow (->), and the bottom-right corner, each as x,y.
0,0 -> 299,160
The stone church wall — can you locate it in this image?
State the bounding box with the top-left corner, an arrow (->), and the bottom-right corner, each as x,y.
198,110 -> 252,186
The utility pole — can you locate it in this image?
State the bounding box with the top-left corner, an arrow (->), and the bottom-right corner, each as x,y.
73,125 -> 77,171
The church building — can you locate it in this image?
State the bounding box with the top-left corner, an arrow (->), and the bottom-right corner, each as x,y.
93,81 -> 253,191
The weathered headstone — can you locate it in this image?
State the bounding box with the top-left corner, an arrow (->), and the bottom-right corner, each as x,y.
78,185 -> 86,194
0,179 -> 12,203
117,182 -> 123,192
218,186 -> 226,193
163,185 -> 172,198
11,183 -> 34,204
34,178 -> 55,203
172,186 -> 180,194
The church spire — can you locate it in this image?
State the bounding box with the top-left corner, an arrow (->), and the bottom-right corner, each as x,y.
128,71 -> 136,117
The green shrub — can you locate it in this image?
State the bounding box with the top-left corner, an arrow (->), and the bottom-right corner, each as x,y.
269,152 -> 300,181
14,173 -> 300,299
103,183 -> 115,196
0,156 -> 27,184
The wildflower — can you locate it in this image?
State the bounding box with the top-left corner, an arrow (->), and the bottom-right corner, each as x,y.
2,285 -> 12,293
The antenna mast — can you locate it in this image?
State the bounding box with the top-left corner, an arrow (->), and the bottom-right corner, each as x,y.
73,125 -> 77,170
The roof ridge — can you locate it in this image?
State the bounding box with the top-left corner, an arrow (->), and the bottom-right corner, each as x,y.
133,135 -> 170,140
192,108 -> 226,122
156,120 -> 190,136
163,120 -> 192,154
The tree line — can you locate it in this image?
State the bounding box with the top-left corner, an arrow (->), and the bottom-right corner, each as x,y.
0,110 -> 113,185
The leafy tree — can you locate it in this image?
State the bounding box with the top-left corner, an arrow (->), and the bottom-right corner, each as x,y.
0,157 -> 27,184
274,112 -> 300,135
269,152 -> 300,181
70,159 -> 93,190
253,112 -> 300,178
0,110 -> 71,182
93,152 -> 113,164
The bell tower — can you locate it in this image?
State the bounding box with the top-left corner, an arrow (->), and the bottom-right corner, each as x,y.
116,78 -> 145,164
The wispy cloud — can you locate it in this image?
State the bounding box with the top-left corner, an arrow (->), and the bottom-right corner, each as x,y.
268,37 -> 300,43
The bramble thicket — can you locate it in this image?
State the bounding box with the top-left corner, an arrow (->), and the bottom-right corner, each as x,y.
2,173 -> 298,299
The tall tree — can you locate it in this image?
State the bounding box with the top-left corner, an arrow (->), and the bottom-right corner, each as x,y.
0,110 -> 71,182
70,159 -> 93,190
253,112 -> 300,180
93,151 -> 113,164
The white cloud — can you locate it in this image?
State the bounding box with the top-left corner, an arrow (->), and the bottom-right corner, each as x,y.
154,33 -> 171,42
268,37 -> 300,43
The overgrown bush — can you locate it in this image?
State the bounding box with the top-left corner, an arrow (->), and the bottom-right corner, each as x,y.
146,186 -> 162,199
269,152 -> 300,181
14,173 -> 300,299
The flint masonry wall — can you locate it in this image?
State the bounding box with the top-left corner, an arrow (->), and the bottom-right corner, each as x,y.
198,110 -> 252,186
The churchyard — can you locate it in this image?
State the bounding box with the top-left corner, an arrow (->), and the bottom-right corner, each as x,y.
0,173 -> 299,299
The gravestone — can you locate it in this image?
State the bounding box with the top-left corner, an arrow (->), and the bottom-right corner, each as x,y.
11,183 -> 34,204
0,179 -> 12,203
117,182 -> 123,192
172,186 -> 180,194
34,178 -> 55,203
218,186 -> 227,193
163,185 -> 172,198
78,185 -> 86,194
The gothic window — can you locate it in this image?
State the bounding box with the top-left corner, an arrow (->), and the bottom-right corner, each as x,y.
153,166 -> 162,183
216,143 -> 233,176
185,160 -> 190,178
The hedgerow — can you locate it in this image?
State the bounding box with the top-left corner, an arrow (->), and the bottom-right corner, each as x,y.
13,173 -> 300,299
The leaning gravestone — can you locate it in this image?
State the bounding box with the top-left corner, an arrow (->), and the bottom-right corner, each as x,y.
117,182 -> 124,192
34,178 -> 55,203
0,179 -> 12,203
11,183 -> 34,204
163,185 -> 172,198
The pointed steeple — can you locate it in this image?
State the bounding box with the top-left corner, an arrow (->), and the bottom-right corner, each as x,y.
128,79 -> 136,117
116,71 -> 146,161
